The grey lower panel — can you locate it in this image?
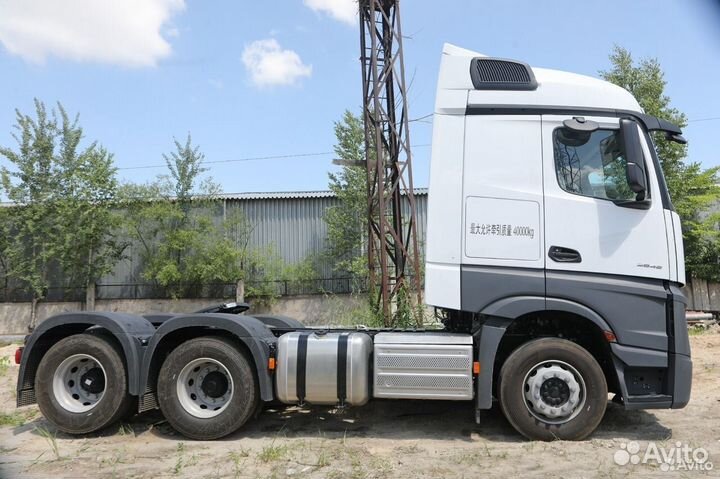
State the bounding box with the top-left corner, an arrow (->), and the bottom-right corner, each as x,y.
611,343 -> 667,368
461,265 -> 544,314
671,353 -> 692,409
461,266 -> 692,410
546,270 -> 668,351
462,266 -> 672,352
610,342 -> 691,410
669,284 -> 691,356
476,317 -> 512,409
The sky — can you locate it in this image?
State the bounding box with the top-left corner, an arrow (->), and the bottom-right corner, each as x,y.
0,0 -> 719,194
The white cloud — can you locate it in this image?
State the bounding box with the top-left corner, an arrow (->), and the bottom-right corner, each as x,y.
241,39 -> 312,87
0,0 -> 185,67
303,0 -> 357,25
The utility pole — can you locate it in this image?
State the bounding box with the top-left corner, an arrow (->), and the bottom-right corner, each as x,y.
359,0 -> 422,325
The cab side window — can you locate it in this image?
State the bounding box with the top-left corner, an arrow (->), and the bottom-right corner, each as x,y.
553,127 -> 637,201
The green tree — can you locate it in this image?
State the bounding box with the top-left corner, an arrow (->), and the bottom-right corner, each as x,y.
122,135 -> 280,301
601,47 -> 720,280
0,199 -> 11,293
0,100 -> 123,327
324,110 -> 424,327
324,110 -> 369,288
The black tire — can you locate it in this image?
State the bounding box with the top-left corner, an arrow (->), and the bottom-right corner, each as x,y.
498,338 -> 607,441
157,336 -> 259,440
35,333 -> 133,434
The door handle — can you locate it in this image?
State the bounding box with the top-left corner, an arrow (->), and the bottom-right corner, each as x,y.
548,246 -> 582,263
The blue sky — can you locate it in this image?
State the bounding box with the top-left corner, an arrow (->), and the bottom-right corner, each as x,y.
0,0 -> 719,193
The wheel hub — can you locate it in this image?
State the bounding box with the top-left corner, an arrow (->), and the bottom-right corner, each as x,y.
523,361 -> 585,424
80,367 -> 106,395
52,354 -> 107,413
540,377 -> 570,407
201,371 -> 229,398
176,358 -> 234,419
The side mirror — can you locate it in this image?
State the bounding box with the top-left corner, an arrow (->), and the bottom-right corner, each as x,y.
619,118 -> 647,201
626,162 -> 646,197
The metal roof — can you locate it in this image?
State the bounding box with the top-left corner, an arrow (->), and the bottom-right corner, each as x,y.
0,188 -> 429,206
218,188 -> 428,200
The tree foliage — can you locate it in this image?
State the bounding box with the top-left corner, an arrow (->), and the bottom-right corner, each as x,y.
325,110 -> 369,286
0,100 -> 123,303
601,47 -> 720,280
121,135 -> 281,300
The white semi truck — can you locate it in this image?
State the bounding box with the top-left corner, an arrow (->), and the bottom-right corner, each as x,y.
14,44 -> 691,441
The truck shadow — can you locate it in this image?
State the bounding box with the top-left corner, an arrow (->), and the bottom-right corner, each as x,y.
15,399 -> 671,443
229,399 -> 670,443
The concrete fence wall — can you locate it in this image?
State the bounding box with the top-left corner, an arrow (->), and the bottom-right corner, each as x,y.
0,294 -> 367,335
2,277 -> 718,335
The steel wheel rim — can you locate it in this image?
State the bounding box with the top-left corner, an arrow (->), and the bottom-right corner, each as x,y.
522,359 -> 586,425
176,357 -> 234,418
52,354 -> 107,413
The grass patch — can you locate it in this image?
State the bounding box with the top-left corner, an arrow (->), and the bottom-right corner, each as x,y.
258,443 -> 288,463
394,444 -> 423,454
36,425 -> 60,460
0,356 -> 11,376
173,442 -> 186,474
688,325 -> 707,336
229,449 -> 250,477
316,450 -> 331,468
0,409 -> 36,427
117,423 -> 135,437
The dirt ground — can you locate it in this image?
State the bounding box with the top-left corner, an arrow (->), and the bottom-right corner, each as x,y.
0,330 -> 718,479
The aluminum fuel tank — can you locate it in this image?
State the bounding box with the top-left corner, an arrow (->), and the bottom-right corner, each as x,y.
275,331 -> 372,406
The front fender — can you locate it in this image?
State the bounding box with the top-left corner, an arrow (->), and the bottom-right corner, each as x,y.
480,295 -> 615,334
474,297 -> 616,411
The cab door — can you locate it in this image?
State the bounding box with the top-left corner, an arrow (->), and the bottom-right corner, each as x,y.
541,115 -> 670,281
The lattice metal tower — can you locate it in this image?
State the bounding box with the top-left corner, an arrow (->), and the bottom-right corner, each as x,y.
359,0 -> 422,325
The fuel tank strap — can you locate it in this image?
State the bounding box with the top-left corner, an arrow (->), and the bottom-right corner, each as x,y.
296,333 -> 309,404
337,334 -> 349,405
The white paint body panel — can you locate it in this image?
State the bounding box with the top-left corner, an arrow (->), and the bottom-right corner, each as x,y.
436,43 -> 641,114
671,211 -> 686,285
465,197 -> 541,261
541,115 -> 670,280
424,113 -> 465,309
462,116 -> 545,269
425,262 -> 461,310
664,210 -> 678,283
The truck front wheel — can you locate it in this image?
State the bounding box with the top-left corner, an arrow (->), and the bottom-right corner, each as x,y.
498,338 -> 607,441
35,333 -> 133,434
157,336 -> 259,440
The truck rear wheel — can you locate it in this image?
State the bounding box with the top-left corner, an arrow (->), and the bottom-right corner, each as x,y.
157,336 -> 258,440
35,333 -> 133,434
498,338 -> 607,441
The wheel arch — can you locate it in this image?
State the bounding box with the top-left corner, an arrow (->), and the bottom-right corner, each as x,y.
16,312 -> 155,407
138,314 -> 278,410
475,297 -> 619,409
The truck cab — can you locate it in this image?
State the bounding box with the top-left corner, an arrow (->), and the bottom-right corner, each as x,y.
425,43 -> 691,426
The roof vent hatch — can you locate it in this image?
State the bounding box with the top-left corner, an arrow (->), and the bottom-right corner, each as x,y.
470,58 -> 538,91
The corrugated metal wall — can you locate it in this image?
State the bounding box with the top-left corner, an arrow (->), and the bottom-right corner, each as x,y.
101,191 -> 428,285
226,196 -> 336,278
